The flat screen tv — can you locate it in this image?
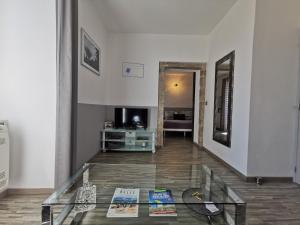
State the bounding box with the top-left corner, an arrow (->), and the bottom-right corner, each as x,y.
115,108 -> 148,129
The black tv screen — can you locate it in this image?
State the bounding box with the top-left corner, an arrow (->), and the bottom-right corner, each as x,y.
115,108 -> 148,129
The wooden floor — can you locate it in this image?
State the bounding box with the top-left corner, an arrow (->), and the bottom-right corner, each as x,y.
1,137 -> 300,225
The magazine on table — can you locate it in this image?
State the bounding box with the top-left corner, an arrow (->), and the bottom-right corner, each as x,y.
106,188 -> 140,218
148,188 -> 177,216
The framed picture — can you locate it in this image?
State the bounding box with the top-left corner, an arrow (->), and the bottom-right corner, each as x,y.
81,28 -> 100,75
122,62 -> 144,78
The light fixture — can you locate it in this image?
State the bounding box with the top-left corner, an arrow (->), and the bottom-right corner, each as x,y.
174,83 -> 179,87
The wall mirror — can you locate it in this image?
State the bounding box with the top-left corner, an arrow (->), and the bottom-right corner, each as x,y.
213,51 -> 235,147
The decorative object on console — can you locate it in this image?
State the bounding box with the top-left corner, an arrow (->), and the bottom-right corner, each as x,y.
122,62 -> 144,78
81,28 -> 100,75
213,51 -> 235,147
104,121 -> 114,129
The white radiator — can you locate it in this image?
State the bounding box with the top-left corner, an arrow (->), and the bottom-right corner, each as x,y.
0,121 -> 9,193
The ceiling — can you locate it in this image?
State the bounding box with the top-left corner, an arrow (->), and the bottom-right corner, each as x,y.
91,0 -> 238,35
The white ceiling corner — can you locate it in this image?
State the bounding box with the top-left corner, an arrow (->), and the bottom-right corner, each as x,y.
90,0 -> 238,35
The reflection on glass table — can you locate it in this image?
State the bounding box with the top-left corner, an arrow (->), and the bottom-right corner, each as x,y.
42,163 -> 246,225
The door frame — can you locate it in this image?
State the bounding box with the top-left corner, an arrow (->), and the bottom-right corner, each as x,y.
157,62 -> 206,147
294,31 -> 300,184
193,70 -> 201,143
55,0 -> 79,187
295,110 -> 300,184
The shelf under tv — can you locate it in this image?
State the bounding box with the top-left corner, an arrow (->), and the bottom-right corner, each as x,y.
101,128 -> 156,153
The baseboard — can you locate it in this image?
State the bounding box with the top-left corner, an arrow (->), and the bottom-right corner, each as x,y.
199,145 -> 248,181
0,190 -> 8,199
7,188 -> 54,195
195,144 -> 293,183
245,176 -> 293,183
193,142 -> 202,148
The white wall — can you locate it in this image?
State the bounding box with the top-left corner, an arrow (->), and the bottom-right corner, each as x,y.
78,0 -> 108,105
204,0 -> 256,175
165,72 -> 194,108
248,0 -> 300,177
0,0 -> 56,188
106,33 -> 209,107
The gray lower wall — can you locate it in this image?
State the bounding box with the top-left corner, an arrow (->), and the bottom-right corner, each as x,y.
76,103 -> 106,169
76,104 -> 158,169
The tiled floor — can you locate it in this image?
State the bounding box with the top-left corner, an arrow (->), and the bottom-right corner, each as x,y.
1,137 -> 300,224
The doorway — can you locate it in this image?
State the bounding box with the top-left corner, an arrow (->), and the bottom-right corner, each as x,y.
157,62 -> 206,147
163,70 -> 198,143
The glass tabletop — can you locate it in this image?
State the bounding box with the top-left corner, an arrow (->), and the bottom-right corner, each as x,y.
44,163 -> 244,205
42,163 -> 246,225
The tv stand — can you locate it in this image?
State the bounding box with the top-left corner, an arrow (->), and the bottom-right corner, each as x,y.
101,128 -> 156,153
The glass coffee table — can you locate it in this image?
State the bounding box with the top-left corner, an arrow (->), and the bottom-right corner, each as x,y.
42,163 -> 246,225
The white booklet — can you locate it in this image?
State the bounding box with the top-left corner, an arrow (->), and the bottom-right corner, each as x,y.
106,188 -> 140,218
204,201 -> 219,213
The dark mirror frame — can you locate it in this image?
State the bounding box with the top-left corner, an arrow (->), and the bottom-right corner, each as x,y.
213,51 -> 235,147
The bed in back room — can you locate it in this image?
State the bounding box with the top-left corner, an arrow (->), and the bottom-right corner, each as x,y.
163,108 -> 193,137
